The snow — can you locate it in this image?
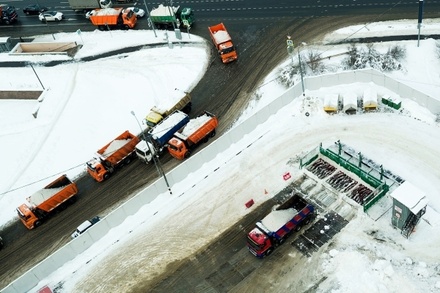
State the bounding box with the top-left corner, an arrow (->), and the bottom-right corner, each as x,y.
150,110 -> 188,139
261,208 -> 298,232
180,113 -> 211,137
390,181 -> 428,214
212,30 -> 231,44
27,186 -> 64,207
1,19 -> 440,293
101,138 -> 131,157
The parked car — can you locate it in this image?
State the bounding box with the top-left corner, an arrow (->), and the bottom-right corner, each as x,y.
39,11 -> 63,22
71,216 -> 101,239
23,4 -> 48,15
124,7 -> 145,18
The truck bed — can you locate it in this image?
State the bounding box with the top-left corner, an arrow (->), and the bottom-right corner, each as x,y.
27,175 -> 78,212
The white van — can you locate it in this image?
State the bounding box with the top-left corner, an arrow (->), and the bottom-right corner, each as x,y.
71,216 -> 101,239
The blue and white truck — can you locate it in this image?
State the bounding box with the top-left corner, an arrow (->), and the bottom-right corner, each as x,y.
135,110 -> 190,163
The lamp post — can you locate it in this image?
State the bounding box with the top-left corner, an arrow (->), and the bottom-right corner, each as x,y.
142,0 -> 157,37
131,111 -> 172,195
297,42 -> 306,97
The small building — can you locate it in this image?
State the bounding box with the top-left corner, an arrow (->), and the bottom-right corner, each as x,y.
323,94 -> 339,113
342,92 -> 357,114
390,181 -> 428,238
363,88 -> 377,111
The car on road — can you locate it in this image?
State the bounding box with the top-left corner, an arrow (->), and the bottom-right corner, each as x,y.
124,7 -> 145,18
71,216 -> 101,239
23,4 -> 48,15
39,11 -> 63,22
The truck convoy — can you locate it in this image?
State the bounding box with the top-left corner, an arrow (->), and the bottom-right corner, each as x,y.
136,110 -> 190,163
0,4 -> 18,25
208,23 -> 238,64
89,7 -> 137,30
247,194 -> 315,257
149,4 -> 194,29
68,0 -> 112,11
16,175 -> 79,230
145,93 -> 192,128
168,111 -> 218,160
86,130 -> 140,182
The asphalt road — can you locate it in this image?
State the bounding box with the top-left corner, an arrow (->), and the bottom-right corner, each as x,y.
0,0 -> 439,289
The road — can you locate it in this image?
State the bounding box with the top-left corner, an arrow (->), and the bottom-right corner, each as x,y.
0,0 -> 439,289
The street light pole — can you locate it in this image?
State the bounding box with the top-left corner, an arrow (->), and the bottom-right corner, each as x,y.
297,45 -> 305,96
131,111 -> 172,195
142,0 -> 157,37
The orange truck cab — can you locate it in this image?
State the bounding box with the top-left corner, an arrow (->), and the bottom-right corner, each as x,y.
168,111 -> 218,160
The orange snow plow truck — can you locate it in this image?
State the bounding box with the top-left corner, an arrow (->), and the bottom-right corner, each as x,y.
86,130 -> 140,182
208,22 -> 237,64
16,175 -> 78,230
89,7 -> 137,30
168,111 -> 218,160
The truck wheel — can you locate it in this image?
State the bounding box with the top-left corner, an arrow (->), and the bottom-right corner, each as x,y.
103,173 -> 110,180
210,130 -> 216,137
184,151 -> 191,159
34,220 -> 41,228
125,156 -> 132,164
295,225 -> 302,232
265,248 -> 273,256
304,217 -> 312,225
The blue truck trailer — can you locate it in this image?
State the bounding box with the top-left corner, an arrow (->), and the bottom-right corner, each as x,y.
135,110 -> 190,163
247,193 -> 315,257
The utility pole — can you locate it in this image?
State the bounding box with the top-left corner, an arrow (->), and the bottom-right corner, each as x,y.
131,111 -> 172,195
417,0 -> 424,47
142,0 -> 157,37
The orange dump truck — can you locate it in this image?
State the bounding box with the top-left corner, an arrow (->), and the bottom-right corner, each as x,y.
16,175 -> 78,229
86,130 -> 140,182
208,23 -> 238,64
89,7 -> 137,30
168,111 -> 218,160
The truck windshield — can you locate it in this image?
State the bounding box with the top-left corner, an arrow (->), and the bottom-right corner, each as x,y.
221,47 -> 235,55
125,10 -> 134,19
247,236 -> 263,250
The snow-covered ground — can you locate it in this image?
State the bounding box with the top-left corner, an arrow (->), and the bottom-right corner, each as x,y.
1,19 -> 440,292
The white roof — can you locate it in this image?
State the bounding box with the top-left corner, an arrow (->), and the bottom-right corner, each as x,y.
324,94 -> 338,108
261,208 -> 297,232
363,87 -> 377,104
390,181 -> 428,214
342,92 -> 357,111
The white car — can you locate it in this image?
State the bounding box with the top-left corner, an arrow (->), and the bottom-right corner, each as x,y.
39,11 -> 63,22
124,7 -> 145,18
71,216 -> 101,239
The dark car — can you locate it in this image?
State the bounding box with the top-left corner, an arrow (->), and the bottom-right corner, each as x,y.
23,4 -> 48,15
